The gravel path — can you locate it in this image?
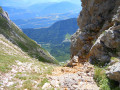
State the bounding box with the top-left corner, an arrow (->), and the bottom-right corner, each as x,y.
47,62 -> 99,90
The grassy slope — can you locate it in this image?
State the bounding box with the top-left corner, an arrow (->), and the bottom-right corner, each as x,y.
0,7 -> 58,64
0,35 -> 55,89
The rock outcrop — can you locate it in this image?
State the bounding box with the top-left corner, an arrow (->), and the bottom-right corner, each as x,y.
106,62 -> 120,85
89,27 -> 120,65
70,0 -> 120,85
66,56 -> 79,67
71,0 -> 120,64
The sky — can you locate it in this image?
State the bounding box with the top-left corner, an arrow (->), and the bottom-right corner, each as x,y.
0,0 -> 81,8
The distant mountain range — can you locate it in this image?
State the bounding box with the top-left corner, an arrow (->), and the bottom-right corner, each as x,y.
23,18 -> 78,44
13,12 -> 79,29
2,2 -> 81,19
23,18 -> 79,61
2,2 -> 82,29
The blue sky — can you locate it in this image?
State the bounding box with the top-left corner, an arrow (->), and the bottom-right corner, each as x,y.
0,0 -> 81,7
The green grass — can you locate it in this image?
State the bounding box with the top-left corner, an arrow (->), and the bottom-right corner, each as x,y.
42,42 -> 70,62
0,39 -> 31,73
0,53 -> 31,73
94,66 -> 120,90
94,67 -> 110,90
22,80 -> 34,90
37,78 -> 49,87
0,34 -> 55,89
0,47 -> 54,89
13,63 -> 54,89
0,54 -> 15,72
8,83 -> 19,90
111,57 -> 119,62
65,33 -> 71,40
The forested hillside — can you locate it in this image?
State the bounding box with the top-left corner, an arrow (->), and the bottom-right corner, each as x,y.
23,18 -> 78,61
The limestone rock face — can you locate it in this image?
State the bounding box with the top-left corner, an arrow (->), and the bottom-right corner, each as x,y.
106,62 -> 120,82
89,6 -> 120,64
89,28 -> 120,64
71,0 -> 120,64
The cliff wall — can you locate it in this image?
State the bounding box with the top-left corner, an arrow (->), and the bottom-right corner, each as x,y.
71,0 -> 120,64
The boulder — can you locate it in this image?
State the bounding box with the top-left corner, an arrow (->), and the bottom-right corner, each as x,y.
106,62 -> 120,86
89,28 -> 120,65
89,5 -> 120,65
66,56 -> 78,67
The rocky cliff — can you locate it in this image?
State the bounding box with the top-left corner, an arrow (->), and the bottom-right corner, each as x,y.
71,0 -> 120,64
0,7 -> 57,64
70,0 -> 120,85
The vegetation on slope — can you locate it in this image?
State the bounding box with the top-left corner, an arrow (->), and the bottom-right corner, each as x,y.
0,6 -> 3,13
42,42 -> 70,62
0,8 -> 58,64
23,18 -> 78,44
94,65 -> 119,90
23,18 -> 78,62
65,33 -> 71,40
0,35 -> 55,89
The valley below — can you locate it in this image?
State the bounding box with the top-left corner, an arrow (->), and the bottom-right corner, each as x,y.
22,18 -> 78,62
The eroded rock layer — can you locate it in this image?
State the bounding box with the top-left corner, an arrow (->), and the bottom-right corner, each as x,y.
71,0 -> 120,64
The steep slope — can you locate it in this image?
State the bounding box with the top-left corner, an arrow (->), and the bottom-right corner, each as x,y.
0,34 -> 55,89
23,18 -> 78,44
0,6 -> 57,64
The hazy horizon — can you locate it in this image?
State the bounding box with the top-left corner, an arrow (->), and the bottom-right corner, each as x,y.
0,0 -> 81,8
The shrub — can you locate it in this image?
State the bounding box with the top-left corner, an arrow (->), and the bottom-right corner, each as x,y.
94,66 -> 120,90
